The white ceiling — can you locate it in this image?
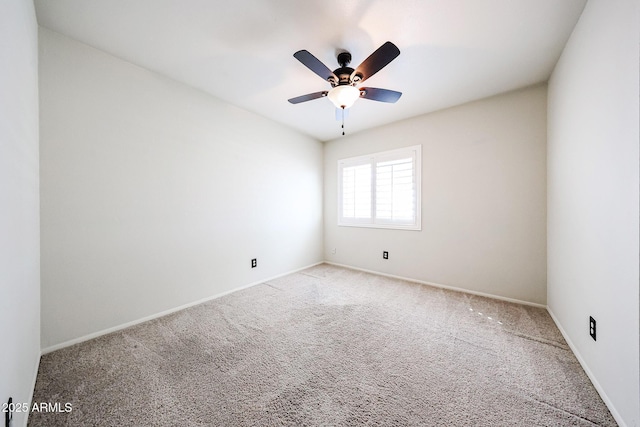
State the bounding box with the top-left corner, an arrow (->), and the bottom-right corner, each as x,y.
34,0 -> 586,142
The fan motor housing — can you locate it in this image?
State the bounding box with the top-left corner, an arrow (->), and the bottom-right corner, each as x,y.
328,51 -> 361,87
332,66 -> 355,86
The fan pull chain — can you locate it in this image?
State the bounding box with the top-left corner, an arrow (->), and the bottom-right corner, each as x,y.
341,106 -> 345,136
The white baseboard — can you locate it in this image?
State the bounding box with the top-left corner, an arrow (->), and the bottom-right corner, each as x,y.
41,261 -> 323,355
324,261 -> 547,309
546,307 -> 626,427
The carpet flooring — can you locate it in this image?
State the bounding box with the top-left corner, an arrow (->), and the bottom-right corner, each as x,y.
30,264 -> 616,426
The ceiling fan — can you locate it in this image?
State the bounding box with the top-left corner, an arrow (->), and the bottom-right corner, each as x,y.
288,41 -> 402,113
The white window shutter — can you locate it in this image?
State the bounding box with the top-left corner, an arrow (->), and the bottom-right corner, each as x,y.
375,157 -> 415,223
338,145 -> 421,230
341,163 -> 371,219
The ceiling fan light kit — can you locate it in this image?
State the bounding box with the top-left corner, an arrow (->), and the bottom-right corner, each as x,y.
288,41 -> 402,135
327,85 -> 360,109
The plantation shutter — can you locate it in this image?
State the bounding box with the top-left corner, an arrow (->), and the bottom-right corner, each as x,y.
338,145 -> 421,230
375,156 -> 415,224
341,163 -> 372,219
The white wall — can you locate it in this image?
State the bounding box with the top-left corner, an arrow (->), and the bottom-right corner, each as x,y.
324,85 -> 547,305
39,28 -> 323,350
547,0 -> 640,425
0,0 -> 41,425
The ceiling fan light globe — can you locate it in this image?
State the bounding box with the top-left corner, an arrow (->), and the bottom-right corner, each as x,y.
328,85 -> 360,109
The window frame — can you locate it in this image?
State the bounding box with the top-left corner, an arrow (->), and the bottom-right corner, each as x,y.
337,145 -> 422,231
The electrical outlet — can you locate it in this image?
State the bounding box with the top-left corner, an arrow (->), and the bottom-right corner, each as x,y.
589,316 -> 596,341
331,248 -> 336,254
383,251 -> 389,259
251,258 -> 257,268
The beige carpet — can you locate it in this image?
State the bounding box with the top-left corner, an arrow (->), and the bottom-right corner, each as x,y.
30,264 -> 616,426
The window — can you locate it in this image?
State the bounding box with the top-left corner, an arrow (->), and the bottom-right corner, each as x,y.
338,145 -> 421,230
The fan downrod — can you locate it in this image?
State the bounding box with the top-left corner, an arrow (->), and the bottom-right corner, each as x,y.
337,52 -> 352,67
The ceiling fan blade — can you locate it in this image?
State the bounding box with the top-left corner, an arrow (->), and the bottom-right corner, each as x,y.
352,41 -> 400,83
293,50 -> 337,82
288,91 -> 328,104
359,87 -> 402,103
